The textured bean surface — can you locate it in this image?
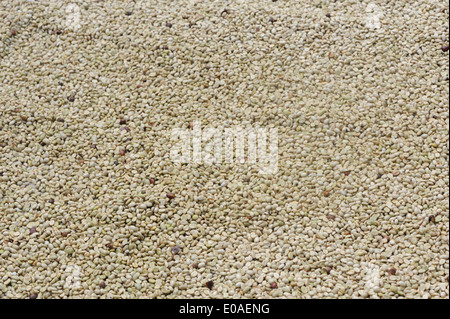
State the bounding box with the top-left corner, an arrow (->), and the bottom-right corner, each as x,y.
0,0 -> 448,299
